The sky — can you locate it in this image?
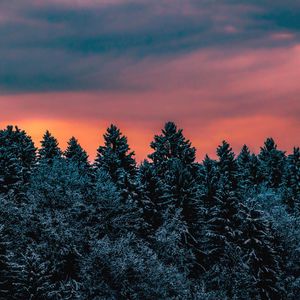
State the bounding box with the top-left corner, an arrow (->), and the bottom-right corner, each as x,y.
1,0 -> 300,161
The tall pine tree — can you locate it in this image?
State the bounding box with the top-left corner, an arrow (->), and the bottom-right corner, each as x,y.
95,125 -> 136,200
216,141 -> 238,191
0,126 -> 36,198
65,137 -> 89,169
38,131 -> 62,163
259,138 -> 286,188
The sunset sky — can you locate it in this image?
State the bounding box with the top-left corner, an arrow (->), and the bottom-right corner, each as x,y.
1,0 -> 299,161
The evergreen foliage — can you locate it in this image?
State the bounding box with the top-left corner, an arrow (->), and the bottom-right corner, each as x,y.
65,137 -> 89,168
38,131 -> 62,163
0,123 -> 299,299
259,138 -> 286,188
0,126 -> 36,198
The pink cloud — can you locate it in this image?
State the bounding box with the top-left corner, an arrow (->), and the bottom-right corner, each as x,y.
1,44 -> 299,161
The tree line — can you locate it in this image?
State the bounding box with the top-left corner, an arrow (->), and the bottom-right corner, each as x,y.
0,122 -> 299,299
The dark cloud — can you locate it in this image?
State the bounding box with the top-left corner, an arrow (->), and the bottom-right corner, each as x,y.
0,0 -> 300,92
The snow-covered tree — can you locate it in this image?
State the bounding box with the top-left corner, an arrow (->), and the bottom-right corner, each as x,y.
136,160 -> 170,235
259,138 -> 286,188
282,147 -> 300,212
0,126 -> 36,198
38,131 -> 62,163
95,124 -> 136,199
216,140 -> 238,191
241,200 -> 283,299
198,155 -> 219,207
12,246 -> 55,300
65,137 -> 89,168
149,121 -> 196,174
0,225 -> 13,299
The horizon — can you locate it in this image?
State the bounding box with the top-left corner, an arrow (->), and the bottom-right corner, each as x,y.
1,122 -> 296,163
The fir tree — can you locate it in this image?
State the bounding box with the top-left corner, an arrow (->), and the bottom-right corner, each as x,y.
237,144 -> 252,188
0,150 -> 22,196
204,189 -> 242,266
198,155 -> 219,207
203,188 -> 244,297
12,246 -> 55,300
65,137 -> 89,169
249,153 -> 263,186
149,121 -> 196,174
0,225 -> 12,300
95,124 -> 136,199
216,141 -> 238,190
38,131 -> 62,163
137,160 -> 170,235
241,200 -> 283,299
282,147 -> 300,212
259,138 -> 286,188
0,126 -> 36,198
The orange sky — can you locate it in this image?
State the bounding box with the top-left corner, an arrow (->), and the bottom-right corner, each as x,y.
0,114 -> 296,163
1,45 -> 300,161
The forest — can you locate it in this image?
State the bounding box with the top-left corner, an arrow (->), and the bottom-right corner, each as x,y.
0,122 -> 299,300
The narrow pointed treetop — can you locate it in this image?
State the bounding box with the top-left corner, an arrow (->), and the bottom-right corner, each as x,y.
217,141 -> 237,189
95,124 -> 136,181
261,137 -> 277,153
237,145 -> 251,165
38,130 -> 62,162
65,137 -> 89,166
149,121 -> 196,166
0,126 -> 36,195
258,137 -> 286,188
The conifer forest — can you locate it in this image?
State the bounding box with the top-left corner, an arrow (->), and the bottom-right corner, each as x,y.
0,122 -> 300,300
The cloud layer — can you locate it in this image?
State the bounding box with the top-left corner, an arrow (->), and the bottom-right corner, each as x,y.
0,0 -> 299,160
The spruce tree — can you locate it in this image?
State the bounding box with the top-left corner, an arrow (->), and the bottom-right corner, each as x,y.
0,150 -> 22,195
0,225 -> 12,299
216,141 -> 238,190
0,126 -> 36,198
149,121 -> 196,174
65,137 -> 89,168
38,131 -> 62,163
203,187 -> 244,297
137,160 -> 170,234
95,124 -> 136,199
282,147 -> 300,212
237,144 -> 252,188
259,138 -> 286,188
12,247 -> 55,300
198,155 -> 219,207
241,200 -> 283,299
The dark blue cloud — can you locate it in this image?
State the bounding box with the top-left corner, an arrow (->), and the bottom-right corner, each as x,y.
0,0 -> 299,93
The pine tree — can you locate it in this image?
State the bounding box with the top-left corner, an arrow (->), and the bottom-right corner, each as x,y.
259,138 -> 286,188
282,147 -> 300,212
237,145 -> 252,188
0,225 -> 12,300
216,141 -> 238,191
95,125 -> 136,199
204,189 -> 242,266
12,247 -> 55,300
0,150 -> 22,195
241,200 -> 283,299
203,188 -> 244,297
249,153 -> 263,186
148,122 -> 201,275
137,160 -> 170,234
198,155 -> 219,207
0,126 -> 36,198
149,121 -> 196,174
65,137 -> 89,168
38,131 -> 62,163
